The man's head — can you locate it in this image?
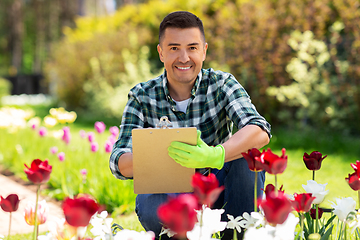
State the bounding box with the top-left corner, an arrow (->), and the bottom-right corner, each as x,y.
159,11 -> 205,45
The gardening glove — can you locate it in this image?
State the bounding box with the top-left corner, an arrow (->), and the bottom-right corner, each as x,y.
168,130 -> 225,169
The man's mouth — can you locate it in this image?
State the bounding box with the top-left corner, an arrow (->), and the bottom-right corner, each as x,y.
176,66 -> 191,70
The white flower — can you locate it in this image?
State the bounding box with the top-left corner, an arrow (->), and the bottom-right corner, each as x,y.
226,214 -> 243,233
302,180 -> 329,204
159,227 -> 176,238
0,235 -> 5,240
187,206 -> 227,240
239,211 -> 265,229
90,211 -> 114,240
331,197 -> 356,222
348,209 -> 360,232
243,213 -> 299,240
113,229 -> 155,240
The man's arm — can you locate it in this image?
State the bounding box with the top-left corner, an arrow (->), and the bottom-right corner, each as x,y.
222,124 -> 270,162
118,152 -> 134,178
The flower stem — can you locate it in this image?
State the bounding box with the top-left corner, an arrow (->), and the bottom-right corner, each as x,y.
7,212 -> 12,240
254,171 -> 258,212
33,185 -> 40,240
312,170 -> 315,181
275,174 -> 278,194
233,228 -> 238,240
300,213 -> 304,240
315,204 -> 319,233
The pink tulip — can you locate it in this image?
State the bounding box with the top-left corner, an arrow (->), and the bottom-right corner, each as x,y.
107,135 -> 117,145
94,121 -> 106,134
50,146 -> 58,154
62,127 -> 71,145
79,129 -> 86,138
31,124 -> 37,130
109,126 -> 119,137
58,152 -> 65,162
104,141 -> 113,153
80,169 -> 87,176
88,132 -> 95,143
39,127 -> 47,137
91,142 -> 99,152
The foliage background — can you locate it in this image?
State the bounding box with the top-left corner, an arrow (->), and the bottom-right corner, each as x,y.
40,0 -> 360,134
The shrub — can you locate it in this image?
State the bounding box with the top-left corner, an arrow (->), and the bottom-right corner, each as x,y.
0,77 -> 11,105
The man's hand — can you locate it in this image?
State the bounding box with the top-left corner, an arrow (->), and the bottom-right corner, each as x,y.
168,130 -> 225,169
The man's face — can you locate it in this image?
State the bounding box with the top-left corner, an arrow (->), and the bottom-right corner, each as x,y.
157,27 -> 208,88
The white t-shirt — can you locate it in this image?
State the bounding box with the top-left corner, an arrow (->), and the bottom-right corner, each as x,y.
173,98 -> 190,113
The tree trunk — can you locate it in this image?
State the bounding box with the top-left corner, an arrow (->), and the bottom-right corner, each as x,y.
9,0 -> 24,75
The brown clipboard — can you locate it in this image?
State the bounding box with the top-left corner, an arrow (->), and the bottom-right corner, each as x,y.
132,122 -> 197,194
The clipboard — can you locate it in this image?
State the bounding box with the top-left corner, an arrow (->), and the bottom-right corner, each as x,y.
132,116 -> 197,194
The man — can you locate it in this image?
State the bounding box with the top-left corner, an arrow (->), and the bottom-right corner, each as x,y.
110,11 -> 271,239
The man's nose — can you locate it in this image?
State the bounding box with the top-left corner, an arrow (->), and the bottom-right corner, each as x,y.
178,49 -> 190,63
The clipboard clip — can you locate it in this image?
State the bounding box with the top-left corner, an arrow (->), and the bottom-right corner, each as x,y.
156,116 -> 173,129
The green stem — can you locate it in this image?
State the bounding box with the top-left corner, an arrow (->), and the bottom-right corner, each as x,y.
275,174 -> 278,193
254,171 -> 258,212
312,170 -> 315,181
315,204 -> 319,233
33,185 -> 40,240
233,228 -> 238,240
8,212 -> 12,240
344,222 -> 347,240
300,213 -> 304,240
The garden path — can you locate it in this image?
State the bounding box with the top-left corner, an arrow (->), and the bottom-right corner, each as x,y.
0,173 -> 64,236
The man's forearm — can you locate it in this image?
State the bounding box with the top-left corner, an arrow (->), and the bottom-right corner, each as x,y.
222,124 -> 270,162
118,152 -> 134,178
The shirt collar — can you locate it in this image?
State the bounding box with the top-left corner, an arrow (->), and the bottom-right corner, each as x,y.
162,70 -> 203,99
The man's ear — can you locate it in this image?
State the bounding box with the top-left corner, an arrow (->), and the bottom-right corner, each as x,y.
203,42 -> 208,61
157,44 -> 164,63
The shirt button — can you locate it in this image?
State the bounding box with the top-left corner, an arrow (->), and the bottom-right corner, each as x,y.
171,107 -> 176,111
167,95 -> 171,100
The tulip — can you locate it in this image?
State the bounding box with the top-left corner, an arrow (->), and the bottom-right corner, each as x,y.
38,126 -> 47,137
302,180 -> 329,205
310,207 -> 324,220
50,146 -> 58,155
258,191 -> 293,225
109,126 -> 119,137
62,126 -> 71,145
346,172 -> 360,191
264,184 -> 284,196
260,148 -> 287,175
62,194 -> 100,227
79,129 -> 86,138
351,160 -> 360,174
157,194 -> 198,238
91,142 -> 99,152
58,152 -> 65,162
0,194 -> 20,212
94,121 -> 106,134
303,151 -> 327,171
24,200 -> 48,225
331,197 -> 356,222
292,193 -> 315,213
88,132 -> 95,143
80,169 -> 87,176
191,172 -> 224,208
24,159 -> 52,185
104,141 -> 113,153
242,148 -> 265,172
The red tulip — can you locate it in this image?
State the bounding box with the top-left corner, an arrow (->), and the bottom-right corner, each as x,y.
191,172 -> 224,208
303,151 -> 327,171
241,148 -> 265,172
351,160 -> 360,175
157,194 -> 198,238
62,194 -> 100,227
260,148 -> 288,175
310,207 -> 324,219
0,194 -> 20,212
264,184 -> 284,196
292,193 -> 315,213
346,172 -> 360,191
24,159 -> 52,184
258,191 -> 292,225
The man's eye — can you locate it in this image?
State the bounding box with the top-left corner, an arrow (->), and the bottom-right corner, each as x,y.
190,47 -> 197,50
170,47 -> 178,50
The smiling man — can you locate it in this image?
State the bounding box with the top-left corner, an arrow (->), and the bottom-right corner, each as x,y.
110,11 -> 271,240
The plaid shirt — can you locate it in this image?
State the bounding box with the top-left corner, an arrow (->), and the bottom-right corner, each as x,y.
110,68 -> 271,180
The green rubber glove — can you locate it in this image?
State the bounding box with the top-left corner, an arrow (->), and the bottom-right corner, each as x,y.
168,130 -> 225,169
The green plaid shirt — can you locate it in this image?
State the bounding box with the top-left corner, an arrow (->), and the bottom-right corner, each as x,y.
110,68 -> 271,180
